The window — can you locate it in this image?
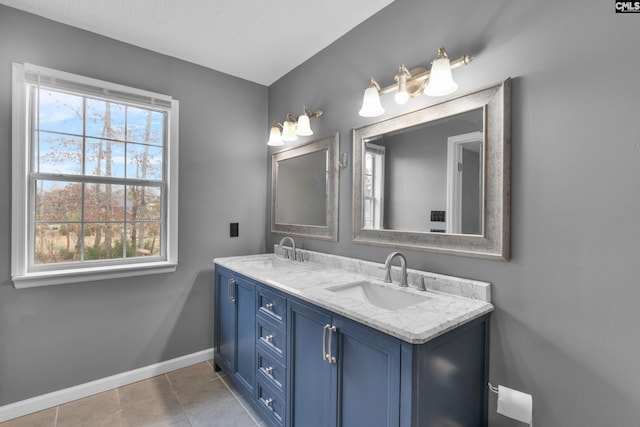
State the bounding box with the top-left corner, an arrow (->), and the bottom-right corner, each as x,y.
363,143 -> 385,230
11,63 -> 179,288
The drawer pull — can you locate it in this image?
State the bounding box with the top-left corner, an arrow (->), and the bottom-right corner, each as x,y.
265,397 -> 273,408
265,303 -> 274,311
322,324 -> 330,361
266,334 -> 274,343
328,325 -> 337,364
265,366 -> 274,375
227,279 -> 236,303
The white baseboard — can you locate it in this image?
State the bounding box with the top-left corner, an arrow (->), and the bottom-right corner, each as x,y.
0,348 -> 214,423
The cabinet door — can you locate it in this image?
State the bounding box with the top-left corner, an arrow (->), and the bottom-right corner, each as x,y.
288,300 -> 336,427
235,275 -> 256,395
214,268 -> 236,373
334,316 -> 401,427
214,268 -> 256,397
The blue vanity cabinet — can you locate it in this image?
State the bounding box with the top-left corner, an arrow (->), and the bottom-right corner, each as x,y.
287,298 -> 401,427
213,264 -> 489,427
213,265 -> 256,398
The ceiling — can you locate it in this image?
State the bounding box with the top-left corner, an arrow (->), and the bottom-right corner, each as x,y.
0,0 -> 394,86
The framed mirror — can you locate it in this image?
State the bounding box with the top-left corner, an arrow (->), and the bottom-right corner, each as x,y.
352,79 -> 510,260
271,133 -> 339,241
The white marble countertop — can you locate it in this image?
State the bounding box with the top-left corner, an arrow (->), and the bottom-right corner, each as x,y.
214,250 -> 493,344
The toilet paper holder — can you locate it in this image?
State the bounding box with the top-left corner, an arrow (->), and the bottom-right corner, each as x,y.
488,382 -> 533,426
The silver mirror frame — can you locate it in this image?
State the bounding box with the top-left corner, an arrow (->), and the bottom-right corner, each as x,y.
352,79 -> 511,260
271,133 -> 339,241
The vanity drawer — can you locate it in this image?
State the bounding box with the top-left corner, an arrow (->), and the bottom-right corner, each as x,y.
257,317 -> 286,361
257,349 -> 286,395
257,287 -> 286,327
257,380 -> 285,427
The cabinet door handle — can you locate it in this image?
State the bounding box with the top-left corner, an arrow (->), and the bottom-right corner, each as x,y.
265,366 -> 274,376
265,303 -> 274,311
327,325 -> 337,364
265,397 -> 273,408
265,334 -> 274,343
322,324 -> 330,361
227,279 -> 236,303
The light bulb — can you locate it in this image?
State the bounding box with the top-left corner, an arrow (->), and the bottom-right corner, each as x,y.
394,90 -> 409,104
395,67 -> 409,104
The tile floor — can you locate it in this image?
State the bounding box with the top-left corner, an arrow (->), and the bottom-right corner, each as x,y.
0,360 -> 266,427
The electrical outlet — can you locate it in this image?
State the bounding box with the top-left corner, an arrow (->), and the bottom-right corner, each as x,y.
230,222 -> 239,237
430,210 -> 446,222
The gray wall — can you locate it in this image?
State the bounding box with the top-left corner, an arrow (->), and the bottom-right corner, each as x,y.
268,0 -> 640,425
383,128 -> 447,231
0,6 -> 268,406
381,120 -> 480,231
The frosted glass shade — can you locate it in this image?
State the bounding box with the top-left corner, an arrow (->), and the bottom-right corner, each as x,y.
424,57 -> 458,97
295,113 -> 313,136
267,125 -> 283,146
282,120 -> 298,141
359,86 -> 384,117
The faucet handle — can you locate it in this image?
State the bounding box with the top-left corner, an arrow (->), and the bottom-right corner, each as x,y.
416,276 -> 435,291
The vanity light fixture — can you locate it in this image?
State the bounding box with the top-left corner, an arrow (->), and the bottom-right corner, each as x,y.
394,65 -> 411,105
358,78 -> 385,117
267,106 -> 323,146
295,108 -> 314,136
424,47 -> 458,96
282,115 -> 298,142
267,121 -> 284,146
358,46 -> 473,118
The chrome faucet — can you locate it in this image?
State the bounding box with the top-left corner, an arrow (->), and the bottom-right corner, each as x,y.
278,236 -> 297,262
384,252 -> 408,287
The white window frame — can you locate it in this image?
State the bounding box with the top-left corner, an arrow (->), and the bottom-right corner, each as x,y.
11,63 -> 179,288
363,142 -> 385,230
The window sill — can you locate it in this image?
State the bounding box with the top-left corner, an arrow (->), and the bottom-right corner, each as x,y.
12,261 -> 178,289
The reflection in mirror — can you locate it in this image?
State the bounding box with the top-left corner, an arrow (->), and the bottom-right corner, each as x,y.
275,149 -> 328,226
361,109 -> 483,235
447,129 -> 483,234
271,133 -> 339,241
353,79 -> 510,260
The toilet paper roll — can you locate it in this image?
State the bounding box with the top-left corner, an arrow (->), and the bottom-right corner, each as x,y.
497,385 -> 533,424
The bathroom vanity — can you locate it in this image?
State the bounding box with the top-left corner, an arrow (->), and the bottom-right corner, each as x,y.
214,249 -> 493,427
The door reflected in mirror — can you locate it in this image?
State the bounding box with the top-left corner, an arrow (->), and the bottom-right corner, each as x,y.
361,108 -> 483,235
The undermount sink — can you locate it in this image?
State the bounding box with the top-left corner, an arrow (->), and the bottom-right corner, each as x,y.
243,257 -> 295,269
328,281 -> 429,311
